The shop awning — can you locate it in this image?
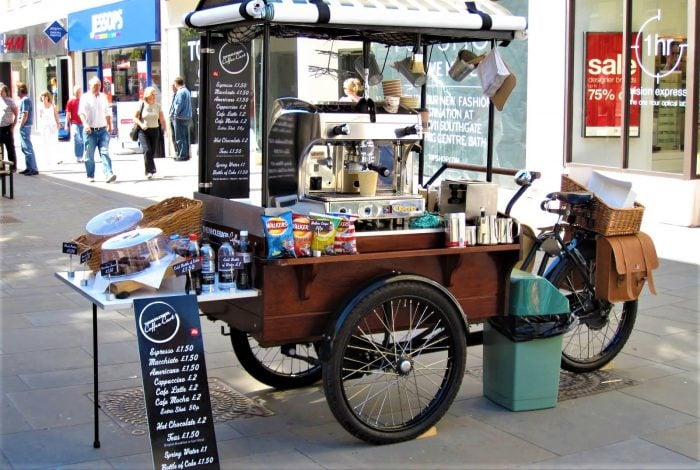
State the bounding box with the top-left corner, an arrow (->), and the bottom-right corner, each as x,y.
184,0 -> 527,45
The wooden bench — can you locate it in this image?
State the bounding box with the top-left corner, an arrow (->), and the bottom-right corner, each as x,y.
0,159 -> 14,199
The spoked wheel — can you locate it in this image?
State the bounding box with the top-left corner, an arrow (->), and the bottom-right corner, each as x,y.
230,328 -> 322,390
323,281 -> 467,444
547,246 -> 637,373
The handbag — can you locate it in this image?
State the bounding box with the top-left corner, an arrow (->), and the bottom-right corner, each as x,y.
130,102 -> 145,141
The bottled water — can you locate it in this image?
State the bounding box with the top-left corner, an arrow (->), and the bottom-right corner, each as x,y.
217,239 -> 235,291
200,238 -> 216,293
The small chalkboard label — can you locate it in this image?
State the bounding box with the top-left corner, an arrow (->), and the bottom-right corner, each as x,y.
100,260 -> 118,276
62,242 -> 79,255
310,219 -> 333,231
219,255 -> 243,270
80,249 -> 93,264
173,258 -> 202,276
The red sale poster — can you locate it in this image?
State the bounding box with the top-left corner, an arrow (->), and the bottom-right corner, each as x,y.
584,32 -> 641,137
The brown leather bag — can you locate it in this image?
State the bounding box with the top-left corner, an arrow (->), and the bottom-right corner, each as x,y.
595,232 -> 659,303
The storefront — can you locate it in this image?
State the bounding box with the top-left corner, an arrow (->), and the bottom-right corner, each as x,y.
0,24 -> 69,112
564,0 -> 698,226
67,0 -> 161,143
161,0 -> 200,149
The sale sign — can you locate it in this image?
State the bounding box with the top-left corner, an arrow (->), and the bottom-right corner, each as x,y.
584,32 -> 641,137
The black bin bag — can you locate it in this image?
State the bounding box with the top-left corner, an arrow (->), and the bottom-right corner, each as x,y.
487,314 -> 577,343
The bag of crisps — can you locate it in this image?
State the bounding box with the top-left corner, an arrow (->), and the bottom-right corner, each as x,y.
292,213 -> 313,257
309,213 -> 342,256
260,211 -> 295,258
329,212 -> 358,255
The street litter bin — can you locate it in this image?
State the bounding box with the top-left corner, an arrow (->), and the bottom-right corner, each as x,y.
483,269 -> 572,411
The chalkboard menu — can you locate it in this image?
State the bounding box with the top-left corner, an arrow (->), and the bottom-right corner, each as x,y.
267,112 -> 299,200
133,295 -> 219,470
203,35 -> 252,199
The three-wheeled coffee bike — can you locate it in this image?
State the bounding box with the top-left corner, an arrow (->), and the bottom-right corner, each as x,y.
182,0 -> 631,445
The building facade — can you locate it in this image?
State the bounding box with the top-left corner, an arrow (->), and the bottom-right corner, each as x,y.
1,0 -> 697,225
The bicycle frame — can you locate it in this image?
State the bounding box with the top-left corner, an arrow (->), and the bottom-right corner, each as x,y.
519,209 -> 597,295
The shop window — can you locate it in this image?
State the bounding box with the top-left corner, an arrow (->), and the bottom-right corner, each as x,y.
85,51 -> 99,68
103,46 -> 148,102
629,2 -> 687,174
572,0 -> 692,176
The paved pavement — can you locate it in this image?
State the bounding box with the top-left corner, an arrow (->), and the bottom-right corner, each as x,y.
0,140 -> 698,469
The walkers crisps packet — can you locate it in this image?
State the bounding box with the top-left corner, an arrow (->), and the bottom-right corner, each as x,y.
260,211 -> 295,258
329,212 -> 358,255
309,213 -> 342,256
292,213 -> 312,257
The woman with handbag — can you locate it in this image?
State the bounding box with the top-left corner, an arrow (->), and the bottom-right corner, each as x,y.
134,87 -> 166,179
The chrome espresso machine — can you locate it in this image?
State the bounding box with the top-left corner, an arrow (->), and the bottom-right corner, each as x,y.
266,98 -> 425,227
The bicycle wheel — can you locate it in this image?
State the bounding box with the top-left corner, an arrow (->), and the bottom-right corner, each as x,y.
323,281 -> 466,444
230,328 -> 322,390
546,246 -> 638,373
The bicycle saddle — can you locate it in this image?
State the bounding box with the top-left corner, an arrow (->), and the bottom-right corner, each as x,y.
548,191 -> 594,206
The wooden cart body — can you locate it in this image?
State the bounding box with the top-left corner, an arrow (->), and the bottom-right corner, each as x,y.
196,194 -> 520,347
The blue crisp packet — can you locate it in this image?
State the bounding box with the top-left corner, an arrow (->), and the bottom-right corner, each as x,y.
261,211 -> 296,259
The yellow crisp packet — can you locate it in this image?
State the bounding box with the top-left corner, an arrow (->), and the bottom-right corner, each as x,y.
309,213 -> 342,255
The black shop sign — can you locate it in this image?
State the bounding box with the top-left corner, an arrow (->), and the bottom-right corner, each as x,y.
133,295 -> 219,470
201,34 -> 252,199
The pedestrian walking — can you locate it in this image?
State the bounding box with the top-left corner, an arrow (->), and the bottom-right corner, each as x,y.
64,86 -> 84,163
134,86 -> 166,179
169,76 -> 192,161
79,77 -> 116,183
37,90 -> 61,164
0,83 -> 18,171
16,82 -> 39,176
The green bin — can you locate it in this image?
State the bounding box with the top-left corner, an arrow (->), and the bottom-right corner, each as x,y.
483,269 -> 570,411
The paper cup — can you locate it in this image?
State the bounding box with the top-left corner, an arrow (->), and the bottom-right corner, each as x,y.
358,171 -> 378,196
384,96 -> 400,113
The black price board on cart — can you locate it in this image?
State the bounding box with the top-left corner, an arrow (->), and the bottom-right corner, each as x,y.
202,34 -> 252,199
133,295 -> 219,470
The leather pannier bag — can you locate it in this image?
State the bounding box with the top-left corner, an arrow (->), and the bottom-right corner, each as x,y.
595,232 -> 659,303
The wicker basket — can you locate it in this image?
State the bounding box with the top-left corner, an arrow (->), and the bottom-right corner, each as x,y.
75,197 -> 203,273
561,175 -> 644,236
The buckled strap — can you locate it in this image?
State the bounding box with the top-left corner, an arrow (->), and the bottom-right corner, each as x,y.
311,0 -> 330,24
465,1 -> 492,30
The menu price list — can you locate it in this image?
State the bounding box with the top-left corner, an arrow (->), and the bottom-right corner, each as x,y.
205,35 -> 252,199
133,295 -> 220,470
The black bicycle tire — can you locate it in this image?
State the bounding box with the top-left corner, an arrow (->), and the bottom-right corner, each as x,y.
322,281 -> 466,444
547,246 -> 638,373
230,328 -> 322,390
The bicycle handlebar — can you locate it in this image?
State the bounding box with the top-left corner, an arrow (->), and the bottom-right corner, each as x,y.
421,162 -> 533,189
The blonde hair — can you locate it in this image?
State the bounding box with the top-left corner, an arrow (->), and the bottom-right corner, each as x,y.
40,90 -> 53,103
143,87 -> 157,99
343,78 -> 364,96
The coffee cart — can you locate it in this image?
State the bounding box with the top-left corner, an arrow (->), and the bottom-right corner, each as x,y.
185,0 -> 527,444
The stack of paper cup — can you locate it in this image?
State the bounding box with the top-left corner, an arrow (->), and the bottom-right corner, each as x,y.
399,95 -> 420,109
383,96 -> 400,113
382,79 -> 402,97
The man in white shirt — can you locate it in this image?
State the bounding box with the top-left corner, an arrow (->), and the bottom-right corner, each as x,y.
78,77 -> 116,183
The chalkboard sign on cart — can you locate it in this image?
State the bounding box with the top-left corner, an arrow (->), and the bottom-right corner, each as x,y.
133,295 -> 220,470
201,34 -> 253,199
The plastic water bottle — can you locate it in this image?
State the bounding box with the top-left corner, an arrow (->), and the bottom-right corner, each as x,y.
236,230 -> 252,290
217,238 -> 235,291
200,238 -> 216,293
185,233 -> 202,295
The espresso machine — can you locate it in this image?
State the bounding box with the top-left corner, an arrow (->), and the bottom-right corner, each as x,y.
266,99 -> 425,225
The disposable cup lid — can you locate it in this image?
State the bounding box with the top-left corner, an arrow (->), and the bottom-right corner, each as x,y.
86,207 -> 143,236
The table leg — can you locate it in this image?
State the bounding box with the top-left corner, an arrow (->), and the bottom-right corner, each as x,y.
92,302 -> 100,449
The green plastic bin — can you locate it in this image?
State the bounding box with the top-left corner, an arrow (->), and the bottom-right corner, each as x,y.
483,269 -> 570,411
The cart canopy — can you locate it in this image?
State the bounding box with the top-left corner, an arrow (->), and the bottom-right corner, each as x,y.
185,0 -> 527,45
